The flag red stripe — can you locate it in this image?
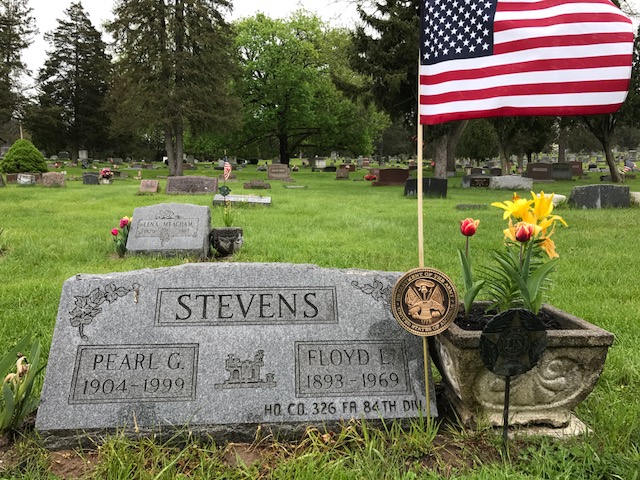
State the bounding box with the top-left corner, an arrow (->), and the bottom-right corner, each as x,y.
497,0 -> 623,12
494,32 -> 634,55
494,13 -> 629,31
420,80 -> 629,105
420,55 -> 630,85
420,103 -> 622,125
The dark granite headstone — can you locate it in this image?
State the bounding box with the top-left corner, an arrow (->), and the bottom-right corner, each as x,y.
126,203 -> 211,257
569,185 -> 630,209
372,168 -> 410,186
166,176 -> 217,194
5,173 -> 17,184
569,162 -> 583,177
36,263 -> 435,449
461,175 -> 492,188
404,178 -> 447,198
524,163 -> 553,180
82,173 -> 99,185
551,163 -> 572,180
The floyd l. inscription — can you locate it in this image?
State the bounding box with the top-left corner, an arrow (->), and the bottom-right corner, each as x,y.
37,263 -> 434,448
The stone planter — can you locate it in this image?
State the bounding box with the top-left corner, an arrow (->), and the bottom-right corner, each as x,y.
430,304 -> 614,429
211,227 -> 243,256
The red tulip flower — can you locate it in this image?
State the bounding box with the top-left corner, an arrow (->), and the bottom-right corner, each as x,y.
514,222 -> 535,243
460,218 -> 480,237
120,217 -> 130,229
111,228 -> 119,237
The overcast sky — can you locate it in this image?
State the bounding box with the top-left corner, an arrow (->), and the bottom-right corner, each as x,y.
25,0 -> 360,76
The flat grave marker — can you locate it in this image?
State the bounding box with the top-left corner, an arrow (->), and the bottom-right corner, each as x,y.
36,263 -> 435,449
212,193 -> 272,206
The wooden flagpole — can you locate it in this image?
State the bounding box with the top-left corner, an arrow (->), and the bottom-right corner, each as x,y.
416,58 -> 430,416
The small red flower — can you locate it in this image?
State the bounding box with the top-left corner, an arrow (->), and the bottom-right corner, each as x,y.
119,217 -> 130,228
111,228 -> 119,237
460,218 -> 479,237
514,223 -> 535,243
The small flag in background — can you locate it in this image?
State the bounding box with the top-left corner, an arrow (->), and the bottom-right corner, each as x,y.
223,161 -> 232,180
419,0 -> 634,125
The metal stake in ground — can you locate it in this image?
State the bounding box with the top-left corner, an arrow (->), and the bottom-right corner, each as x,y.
480,309 -> 548,451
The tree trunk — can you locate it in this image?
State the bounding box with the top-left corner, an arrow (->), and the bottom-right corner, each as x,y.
604,142 -> 622,183
446,120 -> 467,174
278,133 -> 290,165
434,135 -> 447,179
165,124 -> 177,176
175,120 -> 184,177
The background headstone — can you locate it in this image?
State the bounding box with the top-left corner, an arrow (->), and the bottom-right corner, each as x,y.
42,172 -> 66,188
404,178 -> 448,198
489,176 -> 534,190
82,173 -> 99,185
524,163 -> 553,180
166,176 -> 218,194
462,175 -> 492,188
126,203 -> 211,257
17,173 -> 36,186
569,185 -> 630,209
139,180 -> 160,193
335,168 -> 349,180
372,168 -> 410,186
36,263 -> 435,449
212,194 -> 272,206
267,164 -> 291,181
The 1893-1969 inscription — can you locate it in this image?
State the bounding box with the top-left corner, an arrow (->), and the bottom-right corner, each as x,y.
69,344 -> 198,404
296,341 -> 409,397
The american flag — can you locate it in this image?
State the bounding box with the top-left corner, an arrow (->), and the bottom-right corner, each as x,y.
223,161 -> 232,180
419,0 -> 634,125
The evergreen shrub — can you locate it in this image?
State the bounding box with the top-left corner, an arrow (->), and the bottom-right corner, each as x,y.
0,139 -> 48,174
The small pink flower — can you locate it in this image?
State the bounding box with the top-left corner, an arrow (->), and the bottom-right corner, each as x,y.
111,228 -> 119,237
120,217 -> 130,228
514,222 -> 535,243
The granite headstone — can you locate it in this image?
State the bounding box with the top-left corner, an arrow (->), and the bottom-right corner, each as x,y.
125,203 -> 211,258
139,180 -> 160,193
489,175 -> 533,191
267,164 -> 291,181
166,176 -> 218,194
212,194 -> 272,206
82,173 -> 99,185
36,263 -> 435,448
404,178 -> 447,198
569,185 -> 630,209
42,172 -> 66,188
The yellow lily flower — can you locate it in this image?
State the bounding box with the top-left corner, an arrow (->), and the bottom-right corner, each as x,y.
539,236 -> 559,259
491,193 -> 533,221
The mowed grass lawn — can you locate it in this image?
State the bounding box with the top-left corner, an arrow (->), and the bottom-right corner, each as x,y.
1,163 -> 639,478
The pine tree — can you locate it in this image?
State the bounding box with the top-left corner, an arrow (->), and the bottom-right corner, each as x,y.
107,0 -> 239,175
0,0 -> 37,125
25,2 -> 111,160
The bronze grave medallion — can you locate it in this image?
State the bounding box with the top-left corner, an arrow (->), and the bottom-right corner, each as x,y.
391,268 -> 459,337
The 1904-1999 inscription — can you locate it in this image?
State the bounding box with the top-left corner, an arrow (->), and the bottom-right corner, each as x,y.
69,344 -> 198,404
